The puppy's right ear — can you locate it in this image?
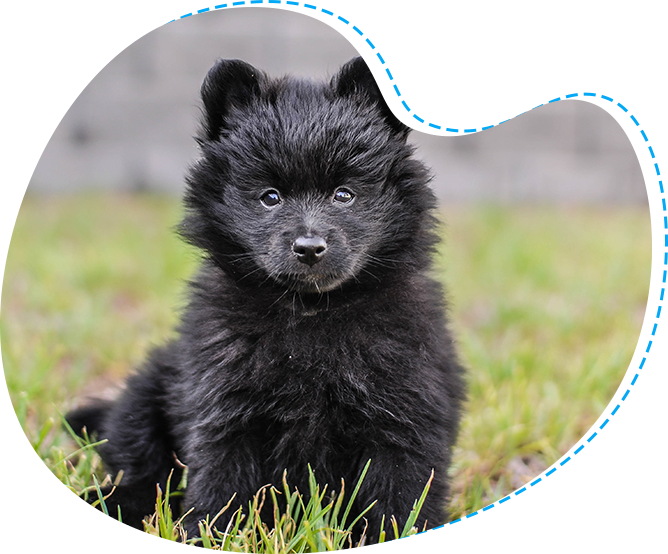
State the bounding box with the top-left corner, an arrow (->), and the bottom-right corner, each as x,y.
333,56 -> 410,140
200,59 -> 263,141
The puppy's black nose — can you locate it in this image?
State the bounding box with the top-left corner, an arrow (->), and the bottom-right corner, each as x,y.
292,236 -> 327,266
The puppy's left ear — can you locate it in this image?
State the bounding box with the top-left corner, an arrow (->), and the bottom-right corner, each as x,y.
333,56 -> 410,140
200,59 -> 264,141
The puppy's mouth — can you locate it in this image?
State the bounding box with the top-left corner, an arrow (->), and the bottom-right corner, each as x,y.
274,271 -> 349,293
257,246 -> 362,293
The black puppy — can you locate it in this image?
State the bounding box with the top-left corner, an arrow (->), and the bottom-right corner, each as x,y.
67,56 -> 466,543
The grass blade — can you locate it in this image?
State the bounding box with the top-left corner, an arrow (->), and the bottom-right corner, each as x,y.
340,459 -> 371,530
400,469 -> 434,538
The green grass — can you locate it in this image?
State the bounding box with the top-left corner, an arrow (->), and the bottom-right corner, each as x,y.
1,193 -> 651,547
435,205 -> 650,517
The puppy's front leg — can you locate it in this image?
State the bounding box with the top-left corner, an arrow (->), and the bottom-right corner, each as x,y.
353,449 -> 449,543
182,438 -> 264,540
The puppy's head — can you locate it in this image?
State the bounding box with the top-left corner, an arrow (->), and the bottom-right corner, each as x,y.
181,57 -> 436,294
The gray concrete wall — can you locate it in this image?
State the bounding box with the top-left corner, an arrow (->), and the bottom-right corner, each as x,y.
29,8 -> 646,205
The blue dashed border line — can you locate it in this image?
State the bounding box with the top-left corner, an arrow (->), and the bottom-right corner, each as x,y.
170,1 -> 664,531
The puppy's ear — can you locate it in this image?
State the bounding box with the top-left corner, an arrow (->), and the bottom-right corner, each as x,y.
200,59 -> 263,141
333,56 -> 410,139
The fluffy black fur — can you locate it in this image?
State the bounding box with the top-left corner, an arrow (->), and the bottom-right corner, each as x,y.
67,57 -> 466,543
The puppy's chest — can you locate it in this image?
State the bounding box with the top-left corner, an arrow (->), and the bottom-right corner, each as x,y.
212,325 -> 388,409
242,349 -> 375,445
191,310 -> 421,424
244,339 -> 375,404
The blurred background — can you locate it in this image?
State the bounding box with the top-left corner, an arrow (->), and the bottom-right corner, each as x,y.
2,6 -> 652,526
29,7 -> 646,204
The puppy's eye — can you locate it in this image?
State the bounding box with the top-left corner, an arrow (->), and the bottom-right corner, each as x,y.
334,188 -> 355,204
261,190 -> 281,208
